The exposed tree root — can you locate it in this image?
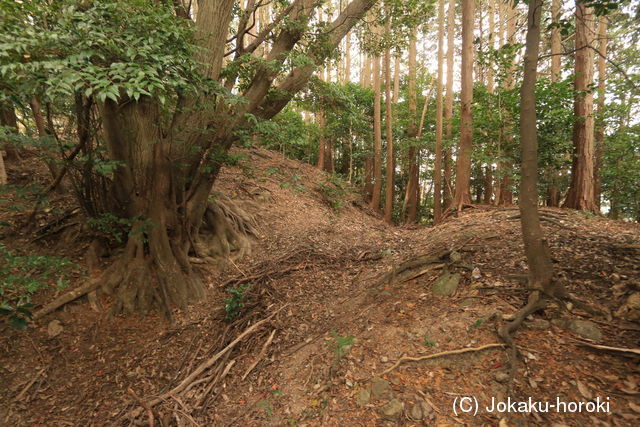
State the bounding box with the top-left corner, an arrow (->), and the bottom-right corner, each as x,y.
497,290 -> 548,388
379,343 -> 506,376
374,235 -> 475,287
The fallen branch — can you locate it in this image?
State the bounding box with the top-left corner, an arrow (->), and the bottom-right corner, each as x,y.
242,329 -> 276,380
125,306 -> 284,420
577,342 -> 640,356
33,278 -> 100,320
379,343 -> 505,376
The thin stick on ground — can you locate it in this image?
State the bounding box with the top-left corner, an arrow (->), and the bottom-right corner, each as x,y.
242,329 -> 277,380
379,343 -> 505,376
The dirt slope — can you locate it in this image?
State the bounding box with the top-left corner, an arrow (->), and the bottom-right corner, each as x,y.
1,147 -> 639,426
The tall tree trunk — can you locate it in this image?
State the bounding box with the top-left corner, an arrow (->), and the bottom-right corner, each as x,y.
519,0 -> 553,290
452,0 -> 475,211
371,52 -> 383,212
498,1 -> 517,206
443,0 -> 455,210
563,2 -> 597,212
404,29 -> 419,223
384,42 -> 394,224
546,0 -> 562,205
434,0 -> 445,224
594,15 -> 607,211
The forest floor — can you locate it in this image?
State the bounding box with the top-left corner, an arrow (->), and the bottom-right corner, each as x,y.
1,147 -> 639,426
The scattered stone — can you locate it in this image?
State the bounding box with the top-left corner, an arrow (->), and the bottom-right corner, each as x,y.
47,320 -> 63,338
472,267 -> 481,279
409,403 -> 423,420
524,319 -> 551,330
552,318 -> 603,341
380,399 -> 404,420
494,371 -> 510,383
381,356 -> 388,363
432,272 -> 460,296
371,377 -> 391,399
356,388 -> 371,406
615,293 -> 640,322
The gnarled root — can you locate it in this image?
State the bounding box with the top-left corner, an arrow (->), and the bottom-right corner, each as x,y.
498,290 -> 548,388
195,195 -> 259,261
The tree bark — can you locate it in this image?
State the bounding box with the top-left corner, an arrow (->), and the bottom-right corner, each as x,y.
371,52 -> 383,212
452,0 -> 475,211
594,15 -> 607,211
384,41 -> 394,224
404,29 -> 419,223
563,2 -> 597,212
443,0 -> 455,210
434,0 -> 445,224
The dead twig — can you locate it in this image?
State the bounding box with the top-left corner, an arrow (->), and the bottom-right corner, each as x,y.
33,277 -> 101,320
379,343 -> 505,376
14,368 -> 45,401
576,342 -> 640,357
242,329 -> 276,380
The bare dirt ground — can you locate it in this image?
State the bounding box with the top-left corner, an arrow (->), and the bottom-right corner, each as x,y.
1,148 -> 639,426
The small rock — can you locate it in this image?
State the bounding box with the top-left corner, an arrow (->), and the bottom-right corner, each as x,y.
432,272 -> 460,296
47,320 -> 64,338
409,403 -> 423,420
472,267 -> 481,279
524,319 -> 551,330
380,399 -> 404,420
356,388 -> 371,406
381,356 -> 388,363
371,377 -> 391,399
615,293 -> 640,322
494,371 -> 510,383
552,318 -> 602,341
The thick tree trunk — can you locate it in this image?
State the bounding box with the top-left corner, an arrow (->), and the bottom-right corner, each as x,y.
443,0 -> 455,211
594,16 -> 607,211
434,0 -> 445,224
563,2 -> 597,212
87,0 -> 377,314
452,0 -> 475,211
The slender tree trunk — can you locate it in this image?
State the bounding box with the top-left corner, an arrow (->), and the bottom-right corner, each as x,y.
594,15 -> 607,211
519,0 -> 557,293
371,53 -> 383,211
563,2 -> 597,212
498,1 -> 517,206
30,98 -> 60,182
546,0 -> 562,205
443,0 -> 455,210
384,42 -> 394,224
452,0 -> 475,211
363,52 -> 373,200
404,29 -> 419,223
434,0 -> 445,224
